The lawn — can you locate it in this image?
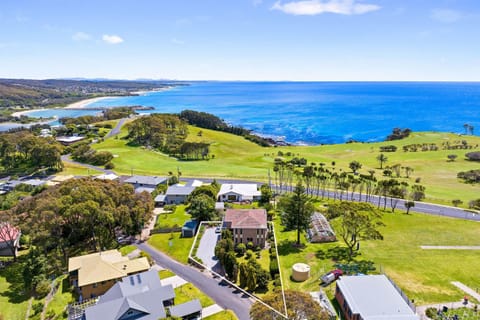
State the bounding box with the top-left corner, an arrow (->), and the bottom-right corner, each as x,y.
59,162 -> 103,176
154,205 -> 191,229
147,232 -> 194,264
174,283 -> 214,307
158,269 -> 176,279
204,310 -> 238,320
91,127 -> 480,206
274,208 -> 480,305
0,262 -> 31,320
44,275 -> 74,320
118,245 -> 136,256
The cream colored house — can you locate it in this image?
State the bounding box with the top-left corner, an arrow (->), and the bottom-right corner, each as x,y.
68,249 -> 150,301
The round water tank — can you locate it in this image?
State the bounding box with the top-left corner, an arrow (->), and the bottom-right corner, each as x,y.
292,263 -> 310,282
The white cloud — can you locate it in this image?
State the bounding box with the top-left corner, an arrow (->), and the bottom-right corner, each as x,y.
102,34 -> 124,44
171,38 -> 185,45
271,0 -> 380,16
431,9 -> 462,23
72,32 -> 91,41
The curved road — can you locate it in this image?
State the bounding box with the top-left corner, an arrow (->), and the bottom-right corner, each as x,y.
136,242 -> 252,320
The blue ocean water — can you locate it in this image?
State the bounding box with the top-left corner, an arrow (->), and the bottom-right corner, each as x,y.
20,82 -> 480,145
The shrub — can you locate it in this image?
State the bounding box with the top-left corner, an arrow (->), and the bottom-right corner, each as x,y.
164,204 -> 177,213
247,241 -> 254,250
36,279 -> 51,297
245,250 -> 254,259
104,162 -> 115,169
256,269 -> 270,289
466,151 -> 480,161
32,302 -> 44,315
235,243 -> 246,256
425,307 -> 438,318
269,259 -> 279,277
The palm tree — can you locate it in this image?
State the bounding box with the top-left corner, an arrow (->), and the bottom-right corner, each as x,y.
376,153 -> 388,169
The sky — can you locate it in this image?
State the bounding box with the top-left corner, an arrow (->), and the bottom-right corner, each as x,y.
0,0 -> 479,81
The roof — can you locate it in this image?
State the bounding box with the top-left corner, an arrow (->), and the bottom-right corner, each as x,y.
224,209 -> 267,229
124,175 -> 167,186
0,223 -> 21,242
135,187 -> 155,194
68,250 -> 150,287
166,185 -> 195,196
217,184 -> 261,197
56,136 -> 85,143
337,275 -> 419,320
100,269 -> 165,302
168,299 -> 202,318
95,174 -> 118,181
154,194 -> 167,202
84,270 -> 175,320
182,219 -> 198,231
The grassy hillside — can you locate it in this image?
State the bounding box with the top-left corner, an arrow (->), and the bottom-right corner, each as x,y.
274,210 -> 480,305
92,125 -> 480,205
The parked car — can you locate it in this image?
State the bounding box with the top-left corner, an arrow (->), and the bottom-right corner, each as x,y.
320,269 -> 343,285
215,227 -> 221,233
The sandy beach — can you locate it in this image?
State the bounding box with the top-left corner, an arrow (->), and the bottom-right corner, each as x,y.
63,96 -> 112,109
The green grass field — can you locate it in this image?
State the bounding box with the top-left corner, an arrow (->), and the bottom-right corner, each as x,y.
148,232 -> 194,264
155,205 -> 190,229
91,126 -> 480,206
44,275 -> 73,320
0,262 -> 34,320
274,209 -> 480,305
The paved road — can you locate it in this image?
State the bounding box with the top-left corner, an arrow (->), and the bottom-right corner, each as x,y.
105,117 -> 127,138
136,242 -> 252,320
61,155 -> 114,175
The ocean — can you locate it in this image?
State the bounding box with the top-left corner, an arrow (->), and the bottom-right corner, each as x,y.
12,82 -> 480,145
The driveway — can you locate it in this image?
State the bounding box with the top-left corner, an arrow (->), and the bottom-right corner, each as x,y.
196,227 -> 223,275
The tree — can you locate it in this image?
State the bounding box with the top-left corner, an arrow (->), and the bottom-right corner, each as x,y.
22,248 -> 48,292
452,199 -> 463,207
404,166 -> 414,178
278,182 -> 314,246
327,202 -> 384,260
349,161 -> 362,174
188,194 -> 216,222
376,153 -> 388,169
250,290 -> 329,320
260,184 -> 273,205
447,154 -> 458,162
188,185 -> 218,202
411,184 -> 426,201
404,201 -> 415,214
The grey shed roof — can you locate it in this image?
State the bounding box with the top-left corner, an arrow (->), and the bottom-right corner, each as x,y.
124,175 -> 167,186
168,299 -> 202,318
166,185 -> 195,196
337,275 -> 419,320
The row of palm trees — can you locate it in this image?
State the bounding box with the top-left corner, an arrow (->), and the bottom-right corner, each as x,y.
270,158 -> 424,213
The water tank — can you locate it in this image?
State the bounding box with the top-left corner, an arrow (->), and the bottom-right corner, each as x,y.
292,263 -> 310,282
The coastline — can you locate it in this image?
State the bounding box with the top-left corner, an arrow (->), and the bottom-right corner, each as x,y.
63,96 -> 113,109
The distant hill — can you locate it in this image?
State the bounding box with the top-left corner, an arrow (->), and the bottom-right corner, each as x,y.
0,78 -> 181,110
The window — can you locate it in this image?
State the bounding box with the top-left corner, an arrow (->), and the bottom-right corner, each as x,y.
93,283 -> 97,288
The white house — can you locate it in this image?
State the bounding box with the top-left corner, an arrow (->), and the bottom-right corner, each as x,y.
217,184 -> 261,202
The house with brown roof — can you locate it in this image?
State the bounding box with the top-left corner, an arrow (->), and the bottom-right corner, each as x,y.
222,209 -> 268,248
68,249 -> 150,301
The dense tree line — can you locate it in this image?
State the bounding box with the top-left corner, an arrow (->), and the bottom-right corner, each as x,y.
457,169 -> 480,184
180,109 -> 272,147
0,131 -> 63,176
127,114 -> 189,155
71,143 -> 114,167
4,177 -> 153,264
386,127 -> 411,141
